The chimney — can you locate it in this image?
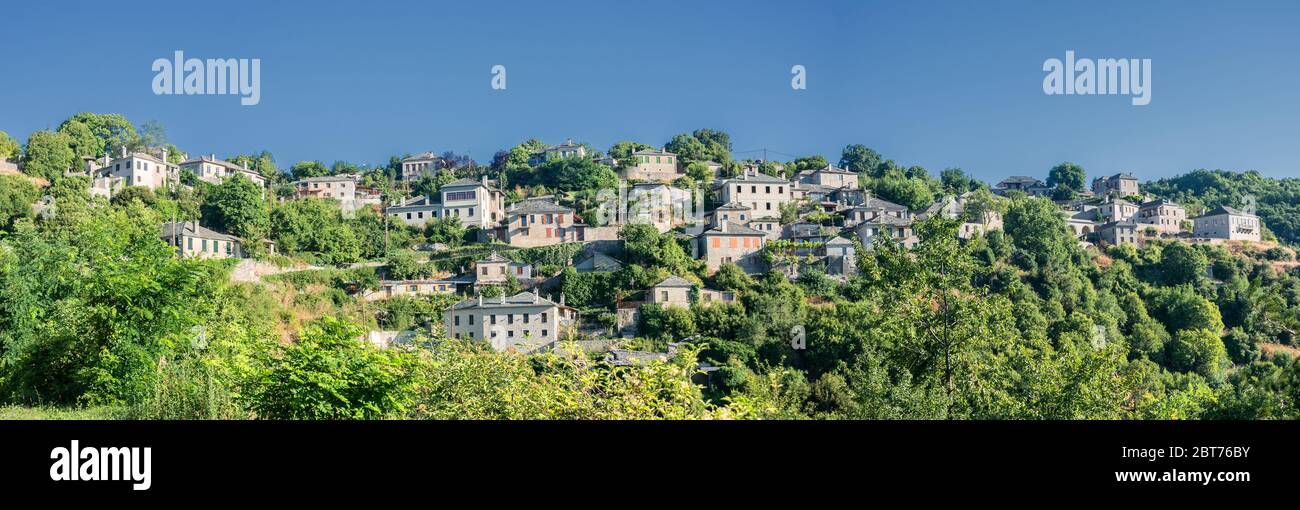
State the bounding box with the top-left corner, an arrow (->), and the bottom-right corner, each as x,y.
533,293 -> 539,304
102,153 -> 109,166
560,293 -> 565,307
210,153 -> 216,160
477,294 -> 483,306
481,175 -> 488,186
120,146 -> 127,157
161,148 -> 168,164
720,221 -> 728,233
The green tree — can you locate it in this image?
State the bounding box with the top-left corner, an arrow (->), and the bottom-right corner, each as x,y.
202,174 -> 270,242
839,144 -> 884,177
0,174 -> 40,230
245,317 -> 411,419
0,131 -> 20,160
1047,162 -> 1086,194
22,130 -> 77,181
1160,242 -> 1208,285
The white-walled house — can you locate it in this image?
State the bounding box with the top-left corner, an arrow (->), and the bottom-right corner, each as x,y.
445,292 -> 576,352
623,148 -> 681,182
386,177 -> 506,229
1193,206 -> 1262,242
161,221 -> 243,259
180,155 -> 266,188
90,148 -> 178,192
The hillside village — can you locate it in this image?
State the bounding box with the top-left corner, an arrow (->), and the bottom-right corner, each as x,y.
2,117 -> 1299,420
0,126 -> 1281,357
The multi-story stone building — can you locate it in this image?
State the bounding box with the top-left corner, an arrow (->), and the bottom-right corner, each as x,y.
695,221 -> 767,272
624,183 -> 696,232
994,176 -> 1050,197
1135,199 -> 1187,235
500,196 -> 582,247
795,165 -> 858,190
1097,197 -> 1139,222
529,139 -> 587,165
400,152 -> 440,181
716,169 -> 792,219
445,291 -> 576,352
623,148 -> 681,182
1096,220 -> 1140,247
90,148 -> 178,192
1192,206 -> 1262,242
474,252 -> 532,286
1092,172 -> 1140,196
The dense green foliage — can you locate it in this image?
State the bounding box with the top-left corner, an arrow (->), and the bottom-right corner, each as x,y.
1145,169 -> 1300,245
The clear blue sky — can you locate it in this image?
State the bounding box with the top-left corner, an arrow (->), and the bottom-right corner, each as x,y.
3,0 -> 1298,182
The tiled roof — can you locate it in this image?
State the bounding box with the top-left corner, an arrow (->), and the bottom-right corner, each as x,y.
654,276 -> 695,288
450,291 -> 564,310
702,222 -> 766,236
508,197 -> 572,214
159,221 -> 239,242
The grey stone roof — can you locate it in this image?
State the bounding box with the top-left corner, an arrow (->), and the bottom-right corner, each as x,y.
478,252 -> 510,263
1139,198 -> 1182,210
632,147 -> 675,156
702,222 -> 766,236
854,196 -> 909,211
654,276 -> 695,288
1195,205 -> 1254,219
714,202 -> 752,211
826,236 -> 854,245
402,152 -> 440,162
721,171 -> 787,184
508,197 -> 572,215
450,291 -> 564,311
574,252 -> 624,272
159,221 -> 239,242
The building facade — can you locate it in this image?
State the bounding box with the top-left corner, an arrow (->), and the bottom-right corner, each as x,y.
1192,206 -> 1262,242
716,169 -> 792,219
180,155 -> 266,188
623,148 -> 681,182
445,292 -> 576,352
160,221 -> 243,259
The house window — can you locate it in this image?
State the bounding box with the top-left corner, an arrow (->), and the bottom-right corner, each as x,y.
454,316 -> 460,326
711,237 -> 720,248
507,314 -> 514,324
660,291 -> 668,301
490,315 -> 497,325
542,329 -> 548,337
524,314 -> 530,324
202,239 -> 208,251
729,238 -> 737,248
541,312 -> 548,323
